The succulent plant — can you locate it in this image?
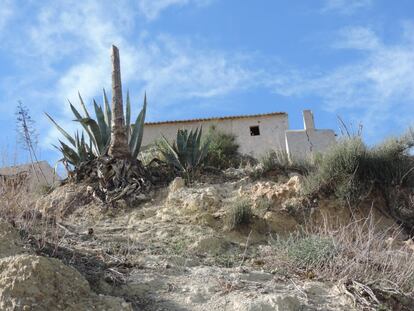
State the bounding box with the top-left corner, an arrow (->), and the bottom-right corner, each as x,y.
158,127 -> 209,181
46,90 -> 147,168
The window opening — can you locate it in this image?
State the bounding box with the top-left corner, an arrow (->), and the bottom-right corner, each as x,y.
250,126 -> 260,136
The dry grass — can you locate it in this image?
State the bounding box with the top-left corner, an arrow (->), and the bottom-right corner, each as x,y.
225,199 -> 253,231
0,174 -> 64,254
249,150 -> 313,180
270,213 -> 414,309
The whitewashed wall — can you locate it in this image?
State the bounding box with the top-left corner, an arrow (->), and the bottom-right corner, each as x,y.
142,114 -> 289,157
285,129 -> 336,159
285,110 -> 336,159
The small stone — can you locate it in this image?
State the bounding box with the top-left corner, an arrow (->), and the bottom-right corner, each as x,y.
136,193 -> 147,201
169,177 -> 185,192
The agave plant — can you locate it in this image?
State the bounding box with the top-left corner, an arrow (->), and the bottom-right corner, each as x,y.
46,90 -> 147,168
159,127 -> 209,181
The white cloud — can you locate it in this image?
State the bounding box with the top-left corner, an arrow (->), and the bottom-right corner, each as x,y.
131,35 -> 259,103
271,26 -> 414,138
333,26 -> 380,50
0,0 -> 253,148
137,0 -> 212,20
0,0 -> 13,31
322,0 -> 372,14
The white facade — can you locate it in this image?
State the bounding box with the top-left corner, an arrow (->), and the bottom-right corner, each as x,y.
143,110 -> 336,159
143,113 -> 289,157
285,110 -> 336,159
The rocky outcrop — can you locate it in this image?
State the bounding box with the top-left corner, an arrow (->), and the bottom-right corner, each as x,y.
248,176 -> 301,207
0,254 -> 132,311
0,221 -> 132,311
161,178 -> 224,217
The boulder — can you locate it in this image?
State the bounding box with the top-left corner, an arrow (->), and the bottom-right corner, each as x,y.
0,254 -> 132,311
164,184 -> 223,216
250,176 -> 301,208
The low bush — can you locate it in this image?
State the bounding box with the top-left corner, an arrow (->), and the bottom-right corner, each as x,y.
274,234 -> 335,267
225,199 -> 253,230
302,137 -> 368,201
302,131 -> 414,229
204,126 -> 240,169
271,217 -> 414,309
250,150 -> 313,179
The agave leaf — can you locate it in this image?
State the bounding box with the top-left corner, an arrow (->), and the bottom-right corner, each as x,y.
70,102 -> 84,120
176,129 -> 186,156
78,92 -> 90,118
93,99 -> 110,147
160,136 -> 185,171
126,90 -> 131,141
103,89 -> 111,137
45,113 -> 76,147
70,103 -> 103,155
159,127 -> 210,177
58,140 -> 80,166
77,117 -> 104,155
195,127 -> 204,165
129,94 -> 147,159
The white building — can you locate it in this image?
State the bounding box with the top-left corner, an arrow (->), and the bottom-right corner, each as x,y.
143,112 -> 288,157
143,110 -> 336,159
285,110 -> 336,159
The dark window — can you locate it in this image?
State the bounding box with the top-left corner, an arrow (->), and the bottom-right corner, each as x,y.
250,126 -> 260,136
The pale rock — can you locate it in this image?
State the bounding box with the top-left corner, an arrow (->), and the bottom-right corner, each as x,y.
240,271 -> 274,283
231,295 -> 302,311
169,177 -> 185,192
190,236 -> 230,255
263,211 -> 299,234
250,177 -> 301,209
164,184 -> 222,216
0,254 -> 132,311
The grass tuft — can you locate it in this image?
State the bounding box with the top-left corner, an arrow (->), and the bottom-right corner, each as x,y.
250,150 -> 313,180
226,199 -> 253,230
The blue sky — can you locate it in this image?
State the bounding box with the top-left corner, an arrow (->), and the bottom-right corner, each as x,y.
1,0 -> 414,165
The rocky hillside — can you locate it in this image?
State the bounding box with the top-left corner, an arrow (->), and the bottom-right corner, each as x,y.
1,167 -> 413,311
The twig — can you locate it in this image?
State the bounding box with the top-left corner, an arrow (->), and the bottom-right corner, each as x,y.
239,230 -> 252,267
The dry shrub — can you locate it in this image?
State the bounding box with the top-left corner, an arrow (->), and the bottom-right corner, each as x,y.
271,214 -> 414,309
0,175 -> 62,253
225,199 -> 253,230
250,150 -> 313,180
303,132 -> 414,231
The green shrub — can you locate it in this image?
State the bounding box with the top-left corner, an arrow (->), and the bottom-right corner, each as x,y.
303,131 -> 414,229
251,150 -> 313,179
226,199 -> 253,230
274,234 -> 335,268
302,137 -> 368,201
303,135 -> 414,201
204,126 -> 240,169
